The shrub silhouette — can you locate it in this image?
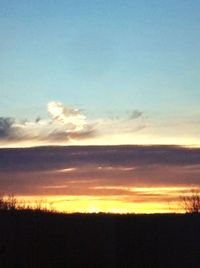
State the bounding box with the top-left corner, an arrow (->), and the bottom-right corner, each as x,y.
180,190 -> 200,213
0,195 -> 18,211
0,195 -> 55,213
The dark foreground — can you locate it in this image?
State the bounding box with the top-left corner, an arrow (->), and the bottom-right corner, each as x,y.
0,211 -> 200,268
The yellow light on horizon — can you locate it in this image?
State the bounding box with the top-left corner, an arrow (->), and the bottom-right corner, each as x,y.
15,194 -> 183,214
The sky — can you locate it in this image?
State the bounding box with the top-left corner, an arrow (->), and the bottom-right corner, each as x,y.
0,1 -> 200,213
0,0 -> 200,147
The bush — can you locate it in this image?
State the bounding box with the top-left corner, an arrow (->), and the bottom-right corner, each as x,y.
180,190 -> 200,214
0,195 -> 56,213
0,195 -> 18,211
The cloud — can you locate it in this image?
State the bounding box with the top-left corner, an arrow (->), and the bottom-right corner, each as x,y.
0,117 -> 15,139
0,102 -> 147,146
0,102 -> 94,144
0,145 -> 200,196
48,101 -> 87,132
0,117 -> 27,141
0,145 -> 198,169
129,110 -> 143,120
0,144 -> 200,171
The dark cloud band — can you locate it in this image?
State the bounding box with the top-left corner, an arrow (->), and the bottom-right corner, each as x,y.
0,145 -> 200,172
0,145 -> 200,196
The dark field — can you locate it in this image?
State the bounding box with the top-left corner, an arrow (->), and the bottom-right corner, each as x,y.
0,211 -> 200,268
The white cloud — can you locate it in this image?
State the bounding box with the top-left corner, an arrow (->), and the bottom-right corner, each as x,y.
0,102 -> 94,145
0,101 -> 148,146
48,101 -> 87,132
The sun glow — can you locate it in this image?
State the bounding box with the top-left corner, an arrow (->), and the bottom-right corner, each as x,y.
16,194 -> 182,214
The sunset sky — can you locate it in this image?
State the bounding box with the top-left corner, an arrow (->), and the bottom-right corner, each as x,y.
0,1 -> 200,213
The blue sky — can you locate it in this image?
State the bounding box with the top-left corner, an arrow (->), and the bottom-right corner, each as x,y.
0,0 -> 200,146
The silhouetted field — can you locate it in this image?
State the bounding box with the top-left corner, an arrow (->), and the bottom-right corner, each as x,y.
0,210 -> 200,268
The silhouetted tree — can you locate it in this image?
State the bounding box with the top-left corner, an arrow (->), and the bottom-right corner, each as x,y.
180,190 -> 200,213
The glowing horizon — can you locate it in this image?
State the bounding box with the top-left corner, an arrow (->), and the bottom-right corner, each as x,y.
8,184 -> 196,214
9,193 -> 184,214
